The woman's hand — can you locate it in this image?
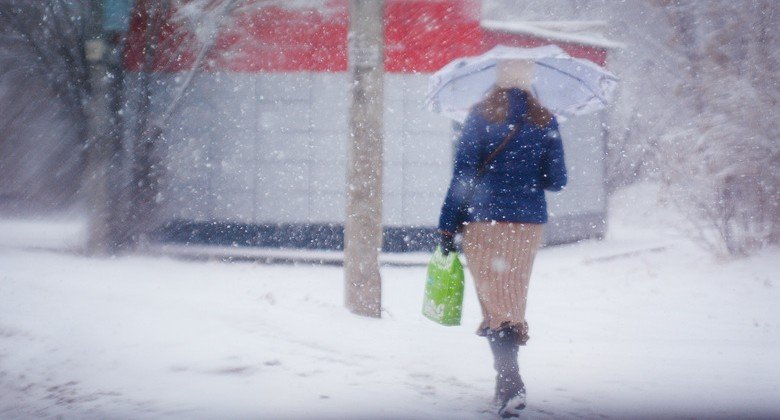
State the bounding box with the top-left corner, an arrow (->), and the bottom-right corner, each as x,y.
440,231 -> 457,255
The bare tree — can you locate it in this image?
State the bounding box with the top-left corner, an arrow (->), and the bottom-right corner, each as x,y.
1,0 -> 348,252
649,0 -> 780,256
0,0 -> 240,250
0,1 -> 93,213
124,0 -> 236,247
125,0 -> 341,247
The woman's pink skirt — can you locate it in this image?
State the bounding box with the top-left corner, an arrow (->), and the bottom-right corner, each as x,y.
462,222 -> 544,345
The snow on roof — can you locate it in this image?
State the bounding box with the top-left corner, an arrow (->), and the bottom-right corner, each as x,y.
481,20 -> 626,50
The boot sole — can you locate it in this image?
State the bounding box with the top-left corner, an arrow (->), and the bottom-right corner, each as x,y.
499,395 -> 526,418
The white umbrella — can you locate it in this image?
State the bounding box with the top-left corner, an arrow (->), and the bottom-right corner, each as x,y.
424,44 -> 619,123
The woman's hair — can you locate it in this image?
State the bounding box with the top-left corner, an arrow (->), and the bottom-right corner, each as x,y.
478,88 -> 510,124
478,87 -> 553,128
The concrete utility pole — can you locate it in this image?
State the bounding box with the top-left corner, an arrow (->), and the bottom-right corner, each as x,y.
344,0 -> 384,318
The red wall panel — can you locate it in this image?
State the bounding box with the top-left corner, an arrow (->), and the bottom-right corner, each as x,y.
124,0 -> 607,73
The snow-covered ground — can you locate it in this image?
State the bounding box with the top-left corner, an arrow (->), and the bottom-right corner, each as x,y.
1,183 -> 778,419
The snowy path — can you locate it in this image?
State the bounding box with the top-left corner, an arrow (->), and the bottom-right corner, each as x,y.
1,242 -> 778,419
1,186 -> 779,419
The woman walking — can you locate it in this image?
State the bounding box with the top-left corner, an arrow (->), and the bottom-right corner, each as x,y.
437,86 -> 567,417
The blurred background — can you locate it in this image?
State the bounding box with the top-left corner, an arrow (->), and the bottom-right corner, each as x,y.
0,0 -> 777,258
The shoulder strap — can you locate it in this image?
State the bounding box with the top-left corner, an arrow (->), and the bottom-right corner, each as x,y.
476,122 -> 521,178
453,122 -> 520,233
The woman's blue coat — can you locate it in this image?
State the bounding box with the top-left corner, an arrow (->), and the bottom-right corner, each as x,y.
438,88 -> 567,234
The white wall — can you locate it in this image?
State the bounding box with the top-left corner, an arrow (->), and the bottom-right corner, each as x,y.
126,71 -> 606,230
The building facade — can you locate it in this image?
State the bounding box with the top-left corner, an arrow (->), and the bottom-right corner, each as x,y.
124,0 -> 619,251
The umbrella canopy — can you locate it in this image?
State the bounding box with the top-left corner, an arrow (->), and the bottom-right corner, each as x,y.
424,45 -> 619,123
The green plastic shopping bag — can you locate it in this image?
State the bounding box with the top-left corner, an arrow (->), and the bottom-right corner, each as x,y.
422,246 -> 465,326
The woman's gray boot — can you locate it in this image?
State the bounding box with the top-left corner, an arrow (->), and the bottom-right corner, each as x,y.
487,328 -> 526,417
